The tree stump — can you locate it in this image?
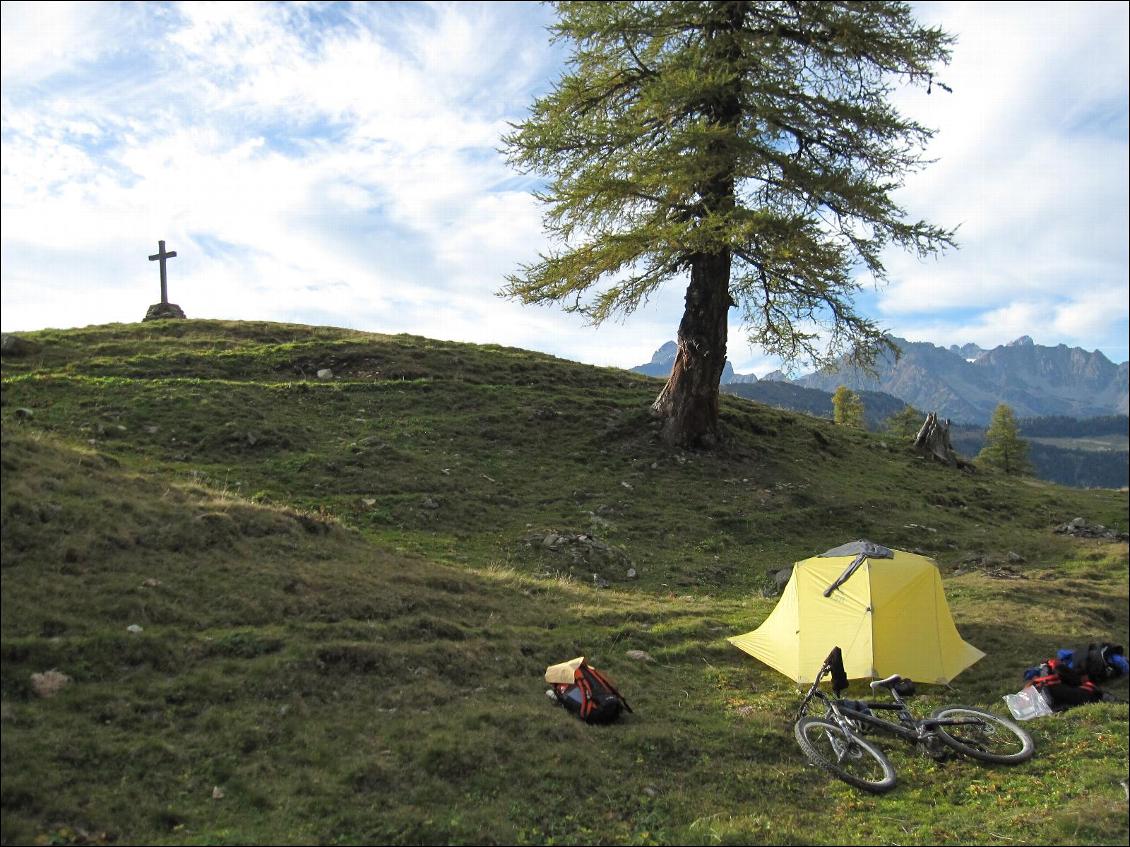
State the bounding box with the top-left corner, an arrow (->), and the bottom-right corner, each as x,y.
912,411 -> 972,470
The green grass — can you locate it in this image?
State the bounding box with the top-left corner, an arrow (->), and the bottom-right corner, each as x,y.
2,320 -> 1127,845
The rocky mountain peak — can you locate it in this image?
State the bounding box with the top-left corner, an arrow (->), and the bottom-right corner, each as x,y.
948,342 -> 987,361
649,341 -> 678,364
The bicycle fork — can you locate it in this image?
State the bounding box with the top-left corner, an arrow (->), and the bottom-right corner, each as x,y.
823,709 -> 868,762
823,726 -> 861,764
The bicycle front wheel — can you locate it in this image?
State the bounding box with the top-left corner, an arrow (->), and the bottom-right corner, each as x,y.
930,706 -> 1034,764
794,717 -> 897,793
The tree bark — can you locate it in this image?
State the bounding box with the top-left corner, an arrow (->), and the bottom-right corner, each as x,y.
652,251 -> 734,448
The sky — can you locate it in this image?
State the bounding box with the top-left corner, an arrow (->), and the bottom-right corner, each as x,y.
2,1 -> 1127,374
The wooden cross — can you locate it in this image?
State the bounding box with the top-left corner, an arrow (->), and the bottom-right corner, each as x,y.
148,240 -> 178,304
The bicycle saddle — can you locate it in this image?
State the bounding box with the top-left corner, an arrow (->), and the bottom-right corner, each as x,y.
869,674 -> 903,690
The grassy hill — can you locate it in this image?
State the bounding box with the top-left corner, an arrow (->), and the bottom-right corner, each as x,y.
2,320 -> 1127,845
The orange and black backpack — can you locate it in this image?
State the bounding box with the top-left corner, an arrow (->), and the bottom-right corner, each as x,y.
1025,643 -> 1127,710
549,662 -> 633,725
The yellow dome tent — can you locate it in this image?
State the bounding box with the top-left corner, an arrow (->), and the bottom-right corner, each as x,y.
729,541 -> 984,684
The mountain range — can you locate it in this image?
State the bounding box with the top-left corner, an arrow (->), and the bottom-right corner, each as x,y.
631,336 -> 1129,488
784,335 -> 1128,426
632,335 -> 1129,427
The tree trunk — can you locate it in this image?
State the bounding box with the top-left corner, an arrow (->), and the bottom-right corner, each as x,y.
652,6 -> 742,450
652,252 -> 734,448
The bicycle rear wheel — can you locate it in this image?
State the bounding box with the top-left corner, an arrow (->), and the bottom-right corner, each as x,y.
794,717 -> 896,793
930,706 -> 1034,764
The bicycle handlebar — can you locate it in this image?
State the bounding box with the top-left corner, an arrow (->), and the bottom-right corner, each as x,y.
804,647 -> 843,692
797,647 -> 848,720
825,647 -> 842,683
797,649 -> 836,719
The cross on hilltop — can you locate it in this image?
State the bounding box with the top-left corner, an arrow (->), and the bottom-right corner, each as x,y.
143,239 -> 187,321
148,240 -> 177,304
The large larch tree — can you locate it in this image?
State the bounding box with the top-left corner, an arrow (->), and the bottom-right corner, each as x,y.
504,1 -> 955,448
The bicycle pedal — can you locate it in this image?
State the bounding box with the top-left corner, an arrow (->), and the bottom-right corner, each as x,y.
920,740 -> 951,761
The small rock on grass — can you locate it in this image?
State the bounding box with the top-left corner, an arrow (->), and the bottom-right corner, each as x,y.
1,334 -> 40,356
30,670 -> 71,698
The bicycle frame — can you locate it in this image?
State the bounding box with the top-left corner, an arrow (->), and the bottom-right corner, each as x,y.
793,648 -> 1035,791
797,656 -> 988,746
820,691 -> 932,743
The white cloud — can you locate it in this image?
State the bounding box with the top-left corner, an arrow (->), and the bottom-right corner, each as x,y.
876,2 -> 1129,360
1,1 -> 1127,372
1,3 -> 552,339
0,1 -> 131,84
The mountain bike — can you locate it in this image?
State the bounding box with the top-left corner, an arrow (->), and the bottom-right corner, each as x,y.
793,647 -> 1034,793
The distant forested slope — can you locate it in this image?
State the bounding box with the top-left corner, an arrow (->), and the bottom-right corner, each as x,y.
951,415 -> 1128,488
